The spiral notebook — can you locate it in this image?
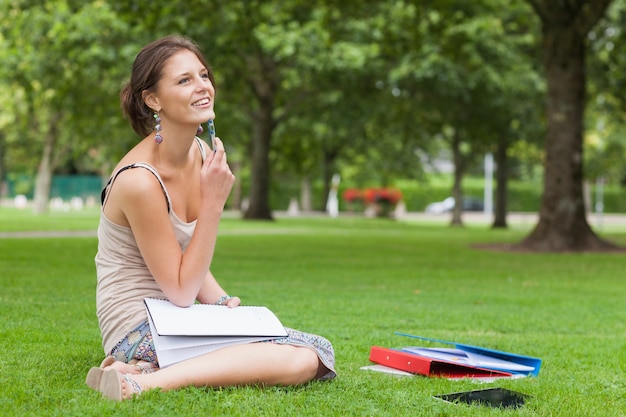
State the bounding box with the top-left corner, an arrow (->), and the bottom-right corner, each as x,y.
144,298 -> 288,367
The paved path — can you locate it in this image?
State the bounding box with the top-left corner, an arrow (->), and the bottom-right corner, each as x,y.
397,211 -> 626,228
0,230 -> 98,238
1,211 -> 624,238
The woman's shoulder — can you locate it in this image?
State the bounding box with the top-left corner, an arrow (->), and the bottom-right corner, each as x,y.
109,144 -> 162,193
112,140 -> 153,171
102,156 -> 167,224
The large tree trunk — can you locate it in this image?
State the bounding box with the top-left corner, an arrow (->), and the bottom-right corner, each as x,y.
243,56 -> 277,220
519,0 -> 616,251
492,134 -> 509,229
244,105 -> 274,219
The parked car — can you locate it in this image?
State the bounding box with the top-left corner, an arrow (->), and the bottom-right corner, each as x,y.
425,196 -> 484,214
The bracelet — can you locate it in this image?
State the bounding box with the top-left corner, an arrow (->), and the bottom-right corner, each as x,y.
215,295 -> 234,305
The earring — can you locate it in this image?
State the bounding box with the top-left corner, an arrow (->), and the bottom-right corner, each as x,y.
196,124 -> 204,136
154,112 -> 163,144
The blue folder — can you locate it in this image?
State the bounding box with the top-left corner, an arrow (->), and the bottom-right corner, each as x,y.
395,333 -> 542,377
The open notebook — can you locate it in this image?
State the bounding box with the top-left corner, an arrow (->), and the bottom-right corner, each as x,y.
144,298 -> 288,367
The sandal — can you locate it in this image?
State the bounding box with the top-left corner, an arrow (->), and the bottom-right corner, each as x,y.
100,356 -> 116,368
85,356 -> 116,390
99,369 -> 142,401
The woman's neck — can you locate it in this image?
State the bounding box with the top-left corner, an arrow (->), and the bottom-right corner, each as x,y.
152,126 -> 198,170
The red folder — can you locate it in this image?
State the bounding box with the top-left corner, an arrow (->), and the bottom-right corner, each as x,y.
369,346 -> 513,379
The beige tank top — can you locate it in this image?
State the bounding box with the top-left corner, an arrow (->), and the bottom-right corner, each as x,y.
95,138 -> 206,354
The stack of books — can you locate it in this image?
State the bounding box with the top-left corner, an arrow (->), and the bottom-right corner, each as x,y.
367,333 -> 541,380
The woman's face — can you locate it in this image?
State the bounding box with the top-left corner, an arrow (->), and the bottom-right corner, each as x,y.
149,49 -> 215,128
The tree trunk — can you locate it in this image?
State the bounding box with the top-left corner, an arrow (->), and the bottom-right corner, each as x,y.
450,129 -> 464,226
0,131 -> 5,198
300,176 -> 312,212
519,0 -> 616,251
243,56 -> 277,220
243,105 -> 274,220
492,134 -> 509,229
33,113 -> 61,214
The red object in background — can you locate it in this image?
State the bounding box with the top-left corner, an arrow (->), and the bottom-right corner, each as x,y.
342,188 -> 363,203
362,188 -> 402,205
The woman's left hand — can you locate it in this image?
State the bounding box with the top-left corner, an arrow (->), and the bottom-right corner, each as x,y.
223,296 -> 241,308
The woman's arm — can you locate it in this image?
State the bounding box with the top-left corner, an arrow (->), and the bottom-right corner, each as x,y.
110,138 -> 235,307
196,270 -> 241,307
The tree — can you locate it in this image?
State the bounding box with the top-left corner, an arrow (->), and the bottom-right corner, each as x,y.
585,0 -> 626,185
380,0 -> 540,226
0,1 -> 131,213
237,2 -> 382,219
206,1 -> 382,219
519,0 -> 618,251
486,5 -> 545,229
111,1 -> 382,219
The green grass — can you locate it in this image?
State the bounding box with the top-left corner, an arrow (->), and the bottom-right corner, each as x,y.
1,208 -> 625,416
0,206 -> 101,232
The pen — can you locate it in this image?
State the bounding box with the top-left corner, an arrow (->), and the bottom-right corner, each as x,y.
208,119 -> 216,152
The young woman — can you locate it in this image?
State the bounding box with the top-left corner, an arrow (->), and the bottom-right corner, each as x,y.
86,35 -> 335,401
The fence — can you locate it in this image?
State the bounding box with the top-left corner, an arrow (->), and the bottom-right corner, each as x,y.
4,175 -> 103,202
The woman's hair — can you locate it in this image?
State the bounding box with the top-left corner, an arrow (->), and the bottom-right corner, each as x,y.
120,35 -> 216,137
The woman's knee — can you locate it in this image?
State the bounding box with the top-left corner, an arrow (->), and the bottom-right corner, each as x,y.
284,347 -> 320,384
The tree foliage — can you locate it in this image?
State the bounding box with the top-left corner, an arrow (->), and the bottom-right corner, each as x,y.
0,0 -> 132,212
0,0 -> 625,252
586,0 -> 626,183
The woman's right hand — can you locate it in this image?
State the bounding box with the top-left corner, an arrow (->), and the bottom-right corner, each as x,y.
200,137 -> 235,210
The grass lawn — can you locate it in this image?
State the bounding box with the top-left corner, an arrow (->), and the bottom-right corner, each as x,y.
0,207 -> 625,416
